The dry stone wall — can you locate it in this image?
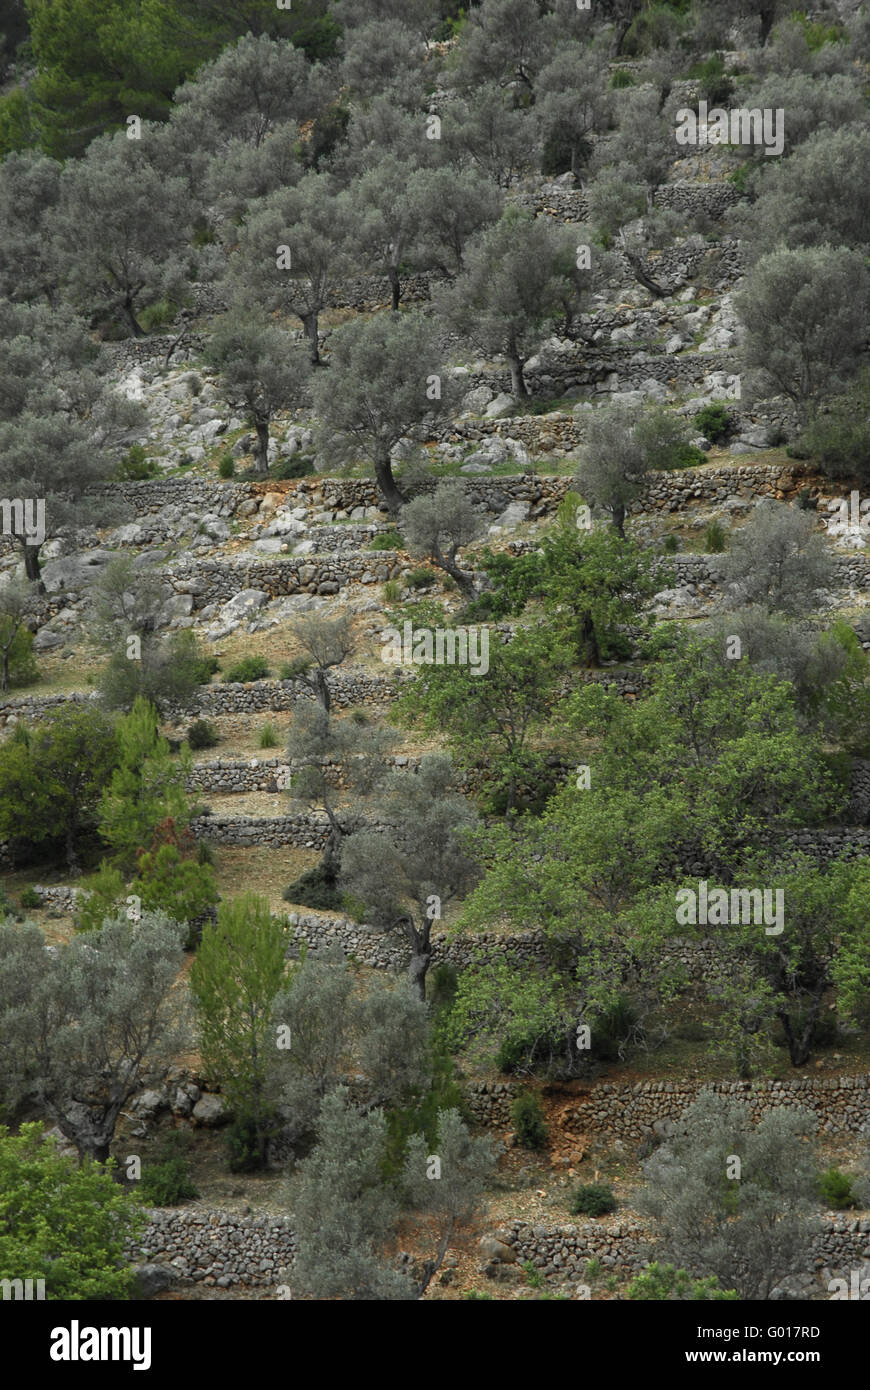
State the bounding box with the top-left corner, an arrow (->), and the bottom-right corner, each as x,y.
565,1076 -> 870,1142
497,1217 -> 870,1287
129,1209 -> 295,1291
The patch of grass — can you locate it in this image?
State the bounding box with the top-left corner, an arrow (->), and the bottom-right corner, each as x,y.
257,722 -> 279,749
368,529 -> 404,551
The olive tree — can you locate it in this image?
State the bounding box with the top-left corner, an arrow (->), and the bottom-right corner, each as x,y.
437,206 -> 580,399
49,130 -> 192,337
399,480 -> 485,596
735,246 -> 869,420
0,911 -> 188,1163
635,1090 -> 822,1300
228,173 -> 353,365
312,309 -> 452,512
285,699 -> 391,882
204,308 -> 311,472
286,611 -> 356,713
339,754 -> 479,999
719,502 -> 837,615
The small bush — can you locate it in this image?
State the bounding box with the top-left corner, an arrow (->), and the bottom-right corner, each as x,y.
187,719 -> 220,750
672,443 -> 707,469
139,297 -> 180,333
278,657 -> 310,681
19,885 -> 41,909
139,1152 -> 198,1206
192,654 -> 220,684
224,656 -> 271,683
217,453 -> 235,479
258,722 -> 279,749
610,68 -> 635,88
383,579 -> 401,603
817,1167 -> 857,1210
368,529 -> 404,551
521,1260 -> 544,1288
588,995 -> 641,1062
510,1091 -> 549,1150
703,520 -> 727,553
115,444 -> 158,481
226,1115 -> 273,1173
569,1183 -> 617,1217
76,862 -> 126,933
282,863 -> 343,911
271,456 -> 315,480
662,534 -> 680,554
694,403 -> 732,443
794,376 -> 870,482
688,53 -> 734,107
406,566 -> 435,590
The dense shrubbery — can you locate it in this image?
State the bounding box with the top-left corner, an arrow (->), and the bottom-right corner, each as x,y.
224,656 -> 271,683
569,1184 -> 617,1217
510,1092 -> 549,1150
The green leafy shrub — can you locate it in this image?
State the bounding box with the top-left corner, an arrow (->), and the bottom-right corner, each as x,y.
694,403 -> 733,443
406,566 -> 435,590
224,656 -> 271,683
258,723 -> 279,749
278,657 -> 310,681
369,529 -> 404,551
139,1134 -> 198,1206
0,1123 -> 143,1299
136,844 -> 219,947
672,443 -> 707,469
510,1091 -> 549,1150
192,654 -> 220,684
626,1262 -> 738,1300
186,719 -> 220,750
282,864 -> 343,911
138,297 -> 180,333
662,534 -> 680,554
569,1183 -> 617,1217
76,862 -> 126,933
588,995 -> 640,1062
226,1115 -> 270,1174
791,374 -> 870,481
271,456 -> 315,480
704,520 -> 727,553
688,53 -> 734,106
610,68 -> 635,88
115,444 -> 158,481
817,1167 -> 857,1210
1,621 -> 39,690
18,885 -> 41,910
217,454 -> 235,479
728,162 -> 755,194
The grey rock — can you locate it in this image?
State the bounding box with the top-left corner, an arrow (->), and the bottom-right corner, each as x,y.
134,1264 -> 176,1298
192,1094 -> 228,1127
